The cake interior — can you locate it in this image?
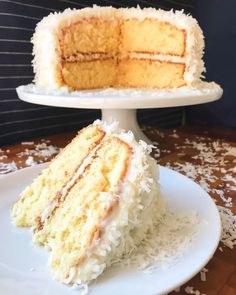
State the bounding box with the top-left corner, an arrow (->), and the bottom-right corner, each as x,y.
11,125 -> 105,227
35,137 -> 131,282
59,17 -> 186,90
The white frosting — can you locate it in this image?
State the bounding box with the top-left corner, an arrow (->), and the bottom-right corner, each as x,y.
49,120 -> 164,284
32,6 -> 205,90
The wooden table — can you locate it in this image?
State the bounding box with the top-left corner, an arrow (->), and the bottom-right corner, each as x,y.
0,125 -> 235,295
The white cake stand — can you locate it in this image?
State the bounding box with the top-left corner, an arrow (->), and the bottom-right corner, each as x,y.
17,83 -> 223,143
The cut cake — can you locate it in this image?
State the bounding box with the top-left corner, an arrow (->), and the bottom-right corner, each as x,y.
12,121 -> 163,285
32,6 -> 205,90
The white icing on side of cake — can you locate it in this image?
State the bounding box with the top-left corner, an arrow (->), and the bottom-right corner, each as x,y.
32,6 -> 205,90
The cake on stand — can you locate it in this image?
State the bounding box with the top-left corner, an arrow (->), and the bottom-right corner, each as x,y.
17,83 -> 223,144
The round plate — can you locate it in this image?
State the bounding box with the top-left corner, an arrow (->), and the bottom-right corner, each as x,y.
0,164 -> 221,295
17,83 -> 223,109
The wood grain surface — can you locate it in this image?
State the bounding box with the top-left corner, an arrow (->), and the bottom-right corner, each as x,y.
0,125 -> 235,295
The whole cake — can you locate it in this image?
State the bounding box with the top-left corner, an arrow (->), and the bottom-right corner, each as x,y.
12,121 -> 163,284
32,6 -> 205,90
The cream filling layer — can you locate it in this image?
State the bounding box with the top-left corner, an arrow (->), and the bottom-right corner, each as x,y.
62,52 -> 185,64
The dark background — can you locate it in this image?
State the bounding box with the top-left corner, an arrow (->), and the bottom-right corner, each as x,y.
0,0 -> 234,146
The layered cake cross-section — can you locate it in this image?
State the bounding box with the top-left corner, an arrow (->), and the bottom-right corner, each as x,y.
12,121 -> 164,284
32,6 -> 205,90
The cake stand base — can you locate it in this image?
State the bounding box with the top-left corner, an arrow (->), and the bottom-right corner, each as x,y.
16,83 -> 223,144
101,109 -> 151,143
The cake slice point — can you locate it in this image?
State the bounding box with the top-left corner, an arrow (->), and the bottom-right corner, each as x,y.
11,125 -> 105,227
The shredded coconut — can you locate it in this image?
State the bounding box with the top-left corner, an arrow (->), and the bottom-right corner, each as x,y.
148,129 -> 236,292
185,286 -> 206,295
21,141 -> 34,145
0,155 -> 8,160
112,209 -> 200,272
0,161 -> 18,174
17,142 -> 60,160
70,283 -> 88,295
25,156 -> 38,166
157,133 -> 236,254
200,267 -> 208,282
218,206 -> 236,249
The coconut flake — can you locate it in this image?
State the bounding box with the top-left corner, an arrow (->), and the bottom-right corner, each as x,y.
17,142 -> 60,160
200,267 -> 208,282
112,209 -> 200,272
25,156 -> 38,166
0,161 -> 18,174
218,206 -> 236,249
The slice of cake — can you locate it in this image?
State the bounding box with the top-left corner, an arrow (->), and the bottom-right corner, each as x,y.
12,121 -> 163,285
32,6 -> 205,90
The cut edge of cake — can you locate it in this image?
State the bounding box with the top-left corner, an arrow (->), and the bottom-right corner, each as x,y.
32,5 -> 205,90
11,124 -> 106,227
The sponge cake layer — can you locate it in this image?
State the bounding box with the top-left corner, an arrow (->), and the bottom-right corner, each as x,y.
120,18 -> 186,56
61,58 -> 185,90
61,18 -> 119,56
34,137 -> 132,282
11,125 -> 106,227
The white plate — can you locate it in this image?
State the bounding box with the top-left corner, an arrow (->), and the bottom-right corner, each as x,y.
0,164 -> 221,295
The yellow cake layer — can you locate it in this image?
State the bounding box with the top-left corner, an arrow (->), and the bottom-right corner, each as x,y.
11,125 -> 105,227
120,18 -> 185,56
117,59 -> 186,88
34,137 -> 131,282
61,18 -> 119,56
62,59 -> 117,90
60,16 -> 186,90
61,17 -> 185,57
61,58 -> 186,90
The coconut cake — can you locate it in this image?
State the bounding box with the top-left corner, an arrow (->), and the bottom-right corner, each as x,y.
32,6 -> 205,90
12,121 -> 164,285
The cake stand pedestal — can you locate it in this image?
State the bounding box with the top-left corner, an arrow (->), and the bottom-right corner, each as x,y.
17,84 -> 223,143
101,109 -> 149,142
